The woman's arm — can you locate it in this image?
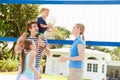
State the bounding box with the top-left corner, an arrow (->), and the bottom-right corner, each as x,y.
29,51 -> 41,79
14,39 -> 23,54
59,44 -> 85,61
14,32 -> 28,54
67,44 -> 85,61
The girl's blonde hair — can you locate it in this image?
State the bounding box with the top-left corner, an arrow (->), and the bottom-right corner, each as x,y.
76,23 -> 85,41
40,8 -> 49,14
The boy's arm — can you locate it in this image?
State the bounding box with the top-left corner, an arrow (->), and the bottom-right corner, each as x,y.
59,44 -> 85,62
29,51 -> 41,79
40,23 -> 53,28
46,28 -> 56,32
40,24 -> 49,28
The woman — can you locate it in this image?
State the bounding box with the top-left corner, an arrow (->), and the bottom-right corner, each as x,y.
59,23 -> 85,80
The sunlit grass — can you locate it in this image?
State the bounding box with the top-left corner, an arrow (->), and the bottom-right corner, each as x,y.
0,72 -> 17,75
0,72 -> 90,80
41,74 -> 66,80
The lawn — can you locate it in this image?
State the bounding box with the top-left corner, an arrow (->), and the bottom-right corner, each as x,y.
0,72 -> 66,80
0,72 -> 90,80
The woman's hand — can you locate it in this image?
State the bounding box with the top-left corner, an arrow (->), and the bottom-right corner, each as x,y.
59,56 -> 68,62
18,32 -> 28,43
21,32 -> 28,39
14,32 -> 28,53
18,32 -> 28,45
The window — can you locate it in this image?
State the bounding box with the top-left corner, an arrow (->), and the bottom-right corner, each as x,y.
87,57 -> 98,60
87,63 -> 98,73
53,55 -> 61,57
102,64 -> 104,73
87,63 -> 92,72
115,70 -> 119,78
102,57 -> 105,60
93,64 -> 98,72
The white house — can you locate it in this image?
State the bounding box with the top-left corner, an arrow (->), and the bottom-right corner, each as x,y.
45,48 -> 120,80
107,61 -> 120,80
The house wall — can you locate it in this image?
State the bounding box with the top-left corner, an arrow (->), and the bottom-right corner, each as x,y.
45,49 -> 110,80
45,52 -> 69,76
84,53 -> 107,80
107,66 -> 120,79
83,60 -> 107,80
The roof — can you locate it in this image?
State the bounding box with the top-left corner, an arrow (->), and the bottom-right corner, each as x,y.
107,61 -> 120,66
50,48 -> 70,53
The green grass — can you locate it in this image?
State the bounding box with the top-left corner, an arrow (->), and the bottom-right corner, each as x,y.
0,72 -> 90,80
41,74 -> 67,80
0,72 -> 66,80
0,72 -> 17,75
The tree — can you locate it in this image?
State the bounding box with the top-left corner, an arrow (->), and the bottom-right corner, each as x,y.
0,4 -> 39,36
89,46 -> 120,61
0,4 -> 39,60
45,26 -> 71,49
55,26 -> 71,39
112,47 -> 120,61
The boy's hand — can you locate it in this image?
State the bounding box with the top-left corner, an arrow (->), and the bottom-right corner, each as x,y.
48,23 -> 53,28
51,28 -> 56,32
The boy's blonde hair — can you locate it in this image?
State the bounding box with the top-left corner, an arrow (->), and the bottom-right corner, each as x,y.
40,8 -> 49,13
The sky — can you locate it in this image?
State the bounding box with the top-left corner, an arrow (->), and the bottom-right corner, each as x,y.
40,5 -> 120,42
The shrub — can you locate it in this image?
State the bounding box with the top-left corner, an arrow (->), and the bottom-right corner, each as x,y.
0,59 -> 46,72
0,59 -> 18,72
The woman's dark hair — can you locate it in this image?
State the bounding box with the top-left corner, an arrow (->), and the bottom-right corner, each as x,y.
20,39 -> 33,73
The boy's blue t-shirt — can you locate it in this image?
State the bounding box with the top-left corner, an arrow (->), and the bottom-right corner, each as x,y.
69,36 -> 84,68
37,17 -> 48,34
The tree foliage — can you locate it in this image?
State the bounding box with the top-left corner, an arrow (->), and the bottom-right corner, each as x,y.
0,4 -> 39,60
86,46 -> 120,61
0,4 -> 39,36
45,26 -> 71,49
112,47 -> 120,61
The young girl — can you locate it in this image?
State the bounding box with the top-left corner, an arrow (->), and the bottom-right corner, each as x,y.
20,39 -> 41,80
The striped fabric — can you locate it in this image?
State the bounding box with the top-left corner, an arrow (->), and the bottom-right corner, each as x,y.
19,37 -> 47,67
27,37 -> 47,67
